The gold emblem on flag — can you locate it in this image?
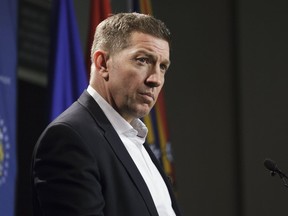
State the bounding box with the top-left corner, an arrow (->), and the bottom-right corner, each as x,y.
0,118 -> 10,185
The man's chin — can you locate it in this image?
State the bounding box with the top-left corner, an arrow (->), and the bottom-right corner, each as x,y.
135,107 -> 152,119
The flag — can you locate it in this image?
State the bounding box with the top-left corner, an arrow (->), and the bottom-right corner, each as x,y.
130,0 -> 177,189
0,0 -> 18,215
49,0 -> 88,121
86,0 -> 112,78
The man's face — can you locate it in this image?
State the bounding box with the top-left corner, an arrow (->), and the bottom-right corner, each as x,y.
105,32 -> 170,122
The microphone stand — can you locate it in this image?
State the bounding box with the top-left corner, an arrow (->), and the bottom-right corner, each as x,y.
270,169 -> 288,188
264,158 -> 288,188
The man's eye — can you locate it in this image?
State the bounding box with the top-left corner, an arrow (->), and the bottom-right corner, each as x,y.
160,64 -> 168,72
137,57 -> 149,64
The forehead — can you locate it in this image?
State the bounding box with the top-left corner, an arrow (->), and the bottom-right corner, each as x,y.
128,32 -> 170,58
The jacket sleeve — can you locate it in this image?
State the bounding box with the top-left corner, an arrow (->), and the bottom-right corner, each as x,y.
32,123 -> 104,216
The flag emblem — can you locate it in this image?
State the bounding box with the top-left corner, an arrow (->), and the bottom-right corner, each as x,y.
0,118 -> 10,186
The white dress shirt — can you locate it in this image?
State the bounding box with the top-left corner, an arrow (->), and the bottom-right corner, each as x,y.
87,86 -> 176,216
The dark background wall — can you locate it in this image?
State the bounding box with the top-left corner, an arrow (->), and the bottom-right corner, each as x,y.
238,0 -> 288,215
15,0 -> 288,216
153,0 -> 288,215
152,1 -> 239,215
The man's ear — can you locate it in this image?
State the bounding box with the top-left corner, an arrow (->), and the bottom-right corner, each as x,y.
93,50 -> 109,79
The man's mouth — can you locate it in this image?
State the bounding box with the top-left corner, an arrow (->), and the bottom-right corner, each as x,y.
140,92 -> 155,102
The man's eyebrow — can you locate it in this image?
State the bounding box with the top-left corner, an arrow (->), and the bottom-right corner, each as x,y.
135,50 -> 170,66
162,59 -> 171,68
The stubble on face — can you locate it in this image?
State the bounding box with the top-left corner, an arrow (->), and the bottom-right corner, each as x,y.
105,32 -> 170,123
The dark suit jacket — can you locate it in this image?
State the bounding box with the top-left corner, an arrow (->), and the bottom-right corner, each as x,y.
31,91 -> 182,216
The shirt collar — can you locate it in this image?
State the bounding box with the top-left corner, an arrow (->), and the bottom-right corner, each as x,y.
87,85 -> 148,140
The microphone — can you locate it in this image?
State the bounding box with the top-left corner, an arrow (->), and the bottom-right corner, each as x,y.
264,158 -> 288,188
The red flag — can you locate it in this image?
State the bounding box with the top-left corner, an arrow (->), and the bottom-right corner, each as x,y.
86,0 -> 112,78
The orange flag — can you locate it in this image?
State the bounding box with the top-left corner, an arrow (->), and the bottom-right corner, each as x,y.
135,0 -> 178,191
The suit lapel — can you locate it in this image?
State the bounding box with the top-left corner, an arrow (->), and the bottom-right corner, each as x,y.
105,130 -> 159,216
144,142 -> 182,215
78,91 -> 159,216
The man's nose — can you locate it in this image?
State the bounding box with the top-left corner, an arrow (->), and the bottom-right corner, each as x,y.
145,69 -> 163,87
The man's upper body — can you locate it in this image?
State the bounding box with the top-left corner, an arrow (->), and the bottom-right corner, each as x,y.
32,12 -> 182,215
32,90 -> 182,215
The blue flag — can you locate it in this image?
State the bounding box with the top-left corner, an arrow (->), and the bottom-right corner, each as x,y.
0,0 -> 18,215
49,0 -> 88,121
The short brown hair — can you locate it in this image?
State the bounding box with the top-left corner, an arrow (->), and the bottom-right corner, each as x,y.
90,12 -> 171,62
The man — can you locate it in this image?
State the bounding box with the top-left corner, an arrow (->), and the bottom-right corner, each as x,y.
32,12 -> 182,216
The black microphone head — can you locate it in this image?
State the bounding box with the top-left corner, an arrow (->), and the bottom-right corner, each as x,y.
264,158 -> 277,172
